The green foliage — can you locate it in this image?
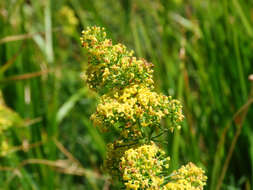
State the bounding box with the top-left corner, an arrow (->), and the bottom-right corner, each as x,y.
0,0 -> 252,189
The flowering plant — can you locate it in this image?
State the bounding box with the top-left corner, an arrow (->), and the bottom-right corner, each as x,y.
81,26 -> 207,190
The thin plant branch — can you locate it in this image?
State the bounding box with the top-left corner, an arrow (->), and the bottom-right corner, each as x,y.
216,75 -> 253,190
0,28 -> 61,45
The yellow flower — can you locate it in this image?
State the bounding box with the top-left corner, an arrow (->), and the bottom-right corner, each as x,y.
91,84 -> 184,139
81,26 -> 154,94
164,162 -> 207,190
119,142 -> 170,190
58,6 -> 78,35
80,27 -> 206,190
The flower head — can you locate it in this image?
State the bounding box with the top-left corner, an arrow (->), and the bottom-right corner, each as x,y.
58,6 -> 78,35
91,84 -> 184,138
81,26 -> 184,139
164,162 -> 207,190
104,139 -> 140,178
119,142 -> 170,190
80,26 -> 206,190
81,26 -> 154,94
0,104 -> 23,133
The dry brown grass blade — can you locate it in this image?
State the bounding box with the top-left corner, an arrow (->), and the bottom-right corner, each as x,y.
1,158 -> 105,187
23,117 -> 42,127
19,159 -> 67,168
0,69 -> 54,83
0,28 -> 61,45
0,166 -> 13,171
18,158 -> 104,179
1,159 -> 90,176
0,139 -> 104,181
0,42 -> 26,73
53,138 -> 83,167
1,141 -> 44,157
216,75 -> 253,190
103,179 -> 111,190
0,33 -> 38,44
16,159 -> 90,177
53,138 -> 103,179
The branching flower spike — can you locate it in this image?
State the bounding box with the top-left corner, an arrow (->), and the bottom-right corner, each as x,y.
81,26 -> 207,190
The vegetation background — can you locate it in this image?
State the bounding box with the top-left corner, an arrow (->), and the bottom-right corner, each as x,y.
0,0 -> 253,189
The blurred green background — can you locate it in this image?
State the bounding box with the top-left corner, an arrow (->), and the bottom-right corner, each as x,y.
0,0 -> 253,189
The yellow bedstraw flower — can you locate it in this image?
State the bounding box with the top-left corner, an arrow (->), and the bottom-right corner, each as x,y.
119,142 -> 170,190
58,6 -> 78,35
81,26 -> 154,94
104,140 -> 140,178
0,95 -> 24,157
0,140 -> 10,156
80,26 -> 206,189
91,84 -> 184,139
164,162 -> 207,190
0,104 -> 23,133
81,26 -> 184,139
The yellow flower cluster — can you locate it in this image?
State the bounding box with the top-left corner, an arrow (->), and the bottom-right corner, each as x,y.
104,139 -> 140,178
0,140 -> 10,157
0,103 -> 23,157
91,84 -> 183,138
119,144 -> 207,190
0,104 -> 23,133
119,142 -> 170,190
58,6 -> 78,35
80,26 -> 207,190
164,162 -> 207,190
81,26 -> 183,137
81,26 -> 154,94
